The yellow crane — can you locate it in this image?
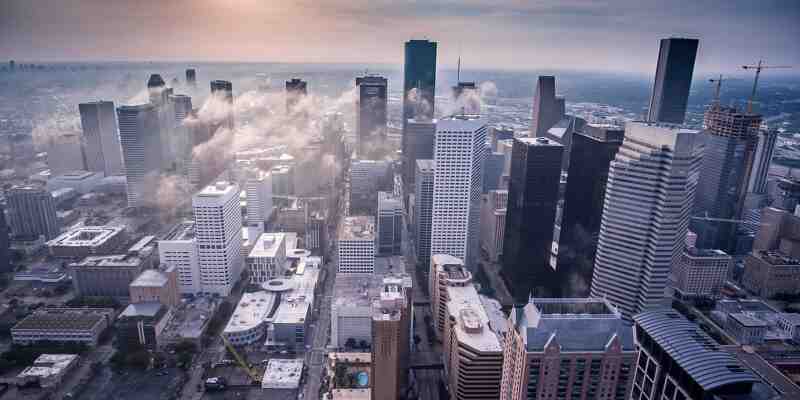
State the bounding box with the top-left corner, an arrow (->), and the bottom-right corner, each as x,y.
742,60 -> 792,113
220,334 -> 261,384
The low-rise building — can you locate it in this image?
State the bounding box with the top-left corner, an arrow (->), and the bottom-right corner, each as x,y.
223,291 -> 277,346
247,232 -> 289,283
116,302 -> 172,350
501,298 -> 635,400
159,296 -> 219,348
129,267 -> 180,307
742,250 -> 800,297
11,308 -> 114,346
261,359 -> 304,389
727,313 -> 769,345
70,254 -> 150,300
16,354 -> 80,388
325,352 -> 372,400
47,225 -> 126,258
46,170 -> 103,194
671,246 -> 732,299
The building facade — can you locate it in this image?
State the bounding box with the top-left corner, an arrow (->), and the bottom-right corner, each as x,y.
158,222 -> 200,295
247,232 -> 288,283
671,247 -> 731,299
414,160 -> 435,271
245,168 -> 273,230
355,75 -> 388,157
531,76 -> 565,138
480,190 -> 507,263
117,104 -> 162,207
742,250 -> 800,297
70,254 -> 149,299
403,119 -> 436,203
646,38 -> 699,124
337,216 -> 376,274
6,184 -> 61,240
193,182 -> 243,296
429,254 -> 472,340
349,159 -> 390,214
377,191 -> 403,256
79,100 -> 124,176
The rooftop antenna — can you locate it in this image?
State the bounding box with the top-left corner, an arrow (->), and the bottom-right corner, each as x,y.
742,60 -> 792,114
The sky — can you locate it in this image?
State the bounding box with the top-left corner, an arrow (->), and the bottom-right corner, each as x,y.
1,0 -> 798,74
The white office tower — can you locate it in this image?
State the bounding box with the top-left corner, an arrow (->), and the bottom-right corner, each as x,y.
590,122 -> 703,320
245,169 -> 273,231
377,191 -> 403,256
338,216 -> 376,274
193,181 -> 243,296
79,101 -> 124,176
159,222 -> 200,294
117,104 -> 162,208
430,115 -> 487,268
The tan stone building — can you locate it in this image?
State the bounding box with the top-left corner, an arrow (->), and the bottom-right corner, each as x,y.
129,266 -> 180,307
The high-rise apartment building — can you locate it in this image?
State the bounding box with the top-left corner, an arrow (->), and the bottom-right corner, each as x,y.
6,184 -> 60,240
285,78 -> 307,114
371,275 -> 412,399
501,298 -> 635,400
558,124 -> 624,296
671,247 -> 732,299
502,137 -> 562,302
79,100 -> 123,177
117,104 -> 162,208
337,216 -> 376,274
158,222 -> 199,295
631,310 -> 761,400
647,38 -> 699,124
430,115 -> 486,269
377,191 -> 403,256
590,122 -> 703,320
428,254 -> 472,339
403,118 -> 436,203
414,160 -> 435,271
692,105 -> 762,252
531,76 -> 565,138
245,169 -> 273,230
193,181 -> 243,296
355,75 -> 388,157
480,190 -> 507,263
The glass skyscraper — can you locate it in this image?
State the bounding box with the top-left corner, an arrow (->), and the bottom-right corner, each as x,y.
647,38 -> 699,124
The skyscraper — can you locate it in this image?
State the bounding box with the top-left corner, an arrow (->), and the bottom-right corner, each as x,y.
185,68 -> 196,86
355,75 -> 388,157
6,184 -> 60,240
531,76 -> 565,138
480,189 -> 507,263
210,80 -> 234,131
79,100 -> 124,176
402,118 -> 436,205
46,132 -> 86,175
558,124 -> 624,296
590,122 -> 703,320
647,38 -> 699,124
748,128 -> 778,194
414,160 -> 435,271
502,137 -> 562,302
377,191 -> 403,256
402,39 -> 437,125
117,104 -> 162,208
0,205 -> 9,272
193,181 -> 243,296
285,78 -> 307,114
430,115 -> 486,269
349,159 -> 390,214
245,168 -> 273,231
452,81 -> 480,115
692,105 -> 762,252
168,94 -> 193,173
371,275 -> 412,400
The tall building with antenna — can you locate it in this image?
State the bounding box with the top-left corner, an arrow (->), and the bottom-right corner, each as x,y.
646,37 -> 698,124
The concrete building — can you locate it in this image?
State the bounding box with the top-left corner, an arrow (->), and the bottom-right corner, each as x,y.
482,148 -> 505,193
742,250 -> 800,297
117,103 -> 162,208
11,308 -> 114,346
590,122 -> 703,320
158,221 -> 200,295
414,159 -> 435,271
117,301 -> 172,350
647,38 -> 699,124
501,298 -> 635,400
6,183 -> 61,240
270,164 -> 294,198
47,225 -> 126,258
247,232 -> 288,284
350,159 -> 390,214
431,115 -> 486,269
46,170 -> 104,194
46,133 -> 85,175
531,76 -> 565,138
403,119 -> 436,203
79,100 -> 124,176
692,105 -> 762,252
69,254 -> 150,299
671,247 -> 732,299
442,278 -> 504,400
753,207 -> 800,258
749,128 -> 778,195
480,190 -> 507,264
262,359 -> 304,389
726,313 -> 769,345
371,275 -> 412,399
129,267 -> 180,307
631,310 -> 761,400
502,137 -> 562,301
245,168 -> 273,230
338,216 -> 376,274
377,191 -> 402,256
429,254 -> 472,339
16,354 -> 80,388
355,75 -> 388,157
193,181 -> 243,296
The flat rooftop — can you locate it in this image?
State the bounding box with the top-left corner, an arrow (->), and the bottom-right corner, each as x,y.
130,269 -> 169,288
754,250 -> 800,266
48,225 -> 124,247
224,291 -> 278,334
248,232 -> 286,259
18,354 -> 79,380
516,137 -> 563,147
261,359 -> 303,389
13,308 -> 113,331
69,254 -> 144,268
339,216 -> 375,241
445,284 -> 502,352
197,181 -> 237,197
730,313 -> 769,328
119,302 -> 164,319
685,247 -> 730,258
162,221 -> 195,241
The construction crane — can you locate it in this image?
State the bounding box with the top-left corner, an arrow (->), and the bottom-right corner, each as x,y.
742,60 -> 792,113
220,334 -> 261,384
709,75 -> 725,105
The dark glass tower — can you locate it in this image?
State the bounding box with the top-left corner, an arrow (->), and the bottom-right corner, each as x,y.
402,39 -> 437,124
502,137 -> 563,302
0,205 -> 10,272
647,38 -> 699,124
356,75 -> 388,157
531,76 -> 564,138
692,105 -> 762,252
558,124 -> 624,296
285,78 -> 308,114
185,69 -> 196,86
